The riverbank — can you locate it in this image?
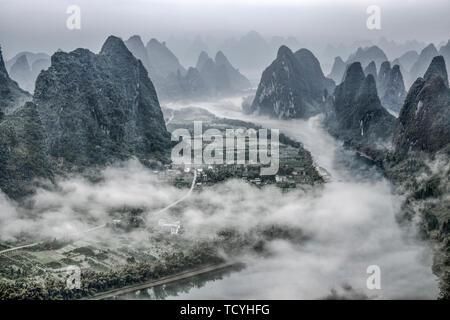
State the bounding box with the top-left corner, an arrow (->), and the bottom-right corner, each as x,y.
86,262 -> 238,300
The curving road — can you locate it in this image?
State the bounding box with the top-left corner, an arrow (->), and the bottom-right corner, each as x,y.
152,169 -> 197,219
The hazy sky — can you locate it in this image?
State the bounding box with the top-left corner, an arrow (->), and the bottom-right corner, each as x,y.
0,0 -> 449,58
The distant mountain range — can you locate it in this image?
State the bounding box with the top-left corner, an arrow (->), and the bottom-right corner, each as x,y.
328,40 -> 450,92
125,35 -> 250,101
249,43 -> 449,156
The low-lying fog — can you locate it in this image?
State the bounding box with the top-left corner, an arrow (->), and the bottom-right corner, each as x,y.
0,97 -> 438,299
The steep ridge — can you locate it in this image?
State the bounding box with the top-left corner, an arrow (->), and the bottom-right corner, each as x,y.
393,56 -> 450,158
325,62 -> 396,145
250,46 -> 334,119
385,55 -> 450,299
33,36 -> 171,168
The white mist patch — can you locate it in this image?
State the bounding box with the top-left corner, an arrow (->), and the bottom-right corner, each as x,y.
165,176 -> 437,299
160,97 -> 439,299
0,160 -> 186,241
0,97 -> 439,299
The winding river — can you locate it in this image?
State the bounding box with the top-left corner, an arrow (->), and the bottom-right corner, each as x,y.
121,96 -> 438,299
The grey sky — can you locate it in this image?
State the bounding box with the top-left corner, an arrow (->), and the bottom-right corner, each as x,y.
0,0 -> 449,59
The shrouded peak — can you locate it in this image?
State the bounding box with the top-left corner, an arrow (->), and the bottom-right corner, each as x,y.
294,48 -> 328,80
390,64 -> 405,86
377,61 -> 391,93
125,35 -> 149,71
346,45 -> 388,67
424,55 -> 449,87
334,56 -> 344,64
328,56 -> 346,83
277,45 -> 293,59
343,62 -> 365,83
0,46 -> 32,112
391,64 -> 401,73
13,55 -> 30,70
147,38 -> 163,48
128,35 -> 143,43
422,43 -> 438,56
127,35 -> 145,49
198,51 -> 209,59
364,61 -> 377,79
100,36 -> 130,57
379,61 -> 391,74
295,48 -> 315,59
196,51 -> 211,70
214,50 -> 231,67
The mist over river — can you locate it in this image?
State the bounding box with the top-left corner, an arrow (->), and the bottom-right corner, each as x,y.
118,96 -> 439,299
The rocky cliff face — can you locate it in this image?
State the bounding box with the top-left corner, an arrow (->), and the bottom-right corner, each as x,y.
249,46 -> 335,119
328,56 -> 346,83
377,61 -> 391,97
33,36 -> 171,169
0,48 -> 31,114
424,55 -> 449,87
393,56 -> 450,158
439,40 -> 450,85
326,62 -> 395,144
385,55 -> 450,299
0,102 -> 51,199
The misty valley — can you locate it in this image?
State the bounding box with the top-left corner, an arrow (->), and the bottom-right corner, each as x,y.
0,0 -> 449,302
